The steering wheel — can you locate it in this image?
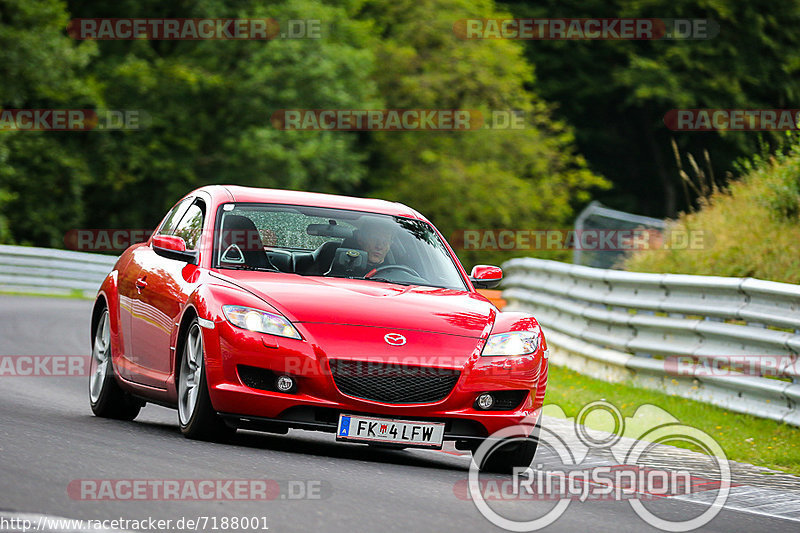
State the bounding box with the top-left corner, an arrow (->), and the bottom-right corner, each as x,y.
366,264 -> 422,279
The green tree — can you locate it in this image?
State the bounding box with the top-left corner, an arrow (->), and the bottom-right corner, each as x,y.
359,0 -> 607,266
69,0 -> 379,231
502,0 -> 800,217
0,0 -> 97,245
3,0 -> 608,261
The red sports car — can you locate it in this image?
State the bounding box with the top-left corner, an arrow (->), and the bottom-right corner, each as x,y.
88,186 -> 548,472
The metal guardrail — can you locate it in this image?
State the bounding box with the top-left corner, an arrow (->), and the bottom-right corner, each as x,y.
573,201 -> 666,268
3,245 -> 800,425
0,245 -> 116,298
502,257 -> 800,426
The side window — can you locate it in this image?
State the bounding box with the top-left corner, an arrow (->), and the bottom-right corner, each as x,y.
172,202 -> 205,250
157,197 -> 193,236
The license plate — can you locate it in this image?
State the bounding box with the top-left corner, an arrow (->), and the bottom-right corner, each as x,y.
336,414 -> 445,448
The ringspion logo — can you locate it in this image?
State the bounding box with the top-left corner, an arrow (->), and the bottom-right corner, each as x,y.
467,401 -> 731,531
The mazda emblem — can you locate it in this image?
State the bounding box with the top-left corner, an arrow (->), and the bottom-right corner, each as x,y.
384,333 -> 406,346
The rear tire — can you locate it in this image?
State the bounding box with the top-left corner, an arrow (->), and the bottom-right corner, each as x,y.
89,307 -> 143,420
473,419 -> 541,475
178,319 -> 236,441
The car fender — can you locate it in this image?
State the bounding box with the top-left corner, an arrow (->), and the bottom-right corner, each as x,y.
94,251 -> 134,369
491,311 -> 544,339
174,281 -> 281,406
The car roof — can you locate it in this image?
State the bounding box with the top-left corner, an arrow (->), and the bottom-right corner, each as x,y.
195,185 -> 426,220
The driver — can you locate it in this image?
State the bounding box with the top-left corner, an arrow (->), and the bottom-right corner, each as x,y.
355,218 -> 395,276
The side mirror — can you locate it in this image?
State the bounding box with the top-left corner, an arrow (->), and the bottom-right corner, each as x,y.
469,265 -> 503,289
152,235 -> 198,264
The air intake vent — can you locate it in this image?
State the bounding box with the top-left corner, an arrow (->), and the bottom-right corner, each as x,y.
329,359 -> 460,404
237,365 -> 278,392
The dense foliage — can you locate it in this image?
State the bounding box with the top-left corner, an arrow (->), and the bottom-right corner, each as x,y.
502,0 -> 800,216
623,134 -> 800,283
2,0 -> 798,270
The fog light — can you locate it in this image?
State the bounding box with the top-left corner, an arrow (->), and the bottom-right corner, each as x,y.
276,375 -> 295,393
476,393 -> 494,410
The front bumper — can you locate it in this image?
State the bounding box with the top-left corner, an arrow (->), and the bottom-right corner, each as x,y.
202,320 -> 548,440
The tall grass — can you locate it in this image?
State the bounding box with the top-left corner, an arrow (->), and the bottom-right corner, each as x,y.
623,135 -> 800,283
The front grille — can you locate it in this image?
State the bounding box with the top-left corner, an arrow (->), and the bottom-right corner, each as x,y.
329,359 -> 460,404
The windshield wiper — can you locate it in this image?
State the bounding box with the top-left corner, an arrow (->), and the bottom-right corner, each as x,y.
325,274 -> 451,290
218,264 -> 280,273
361,276 -> 415,286
363,277 -> 457,290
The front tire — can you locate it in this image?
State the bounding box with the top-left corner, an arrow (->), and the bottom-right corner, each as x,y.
89,307 -> 143,420
177,319 -> 235,441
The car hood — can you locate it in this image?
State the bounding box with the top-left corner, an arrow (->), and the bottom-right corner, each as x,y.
210,271 -> 496,338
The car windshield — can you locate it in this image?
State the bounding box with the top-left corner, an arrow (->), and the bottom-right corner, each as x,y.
214,203 -> 467,291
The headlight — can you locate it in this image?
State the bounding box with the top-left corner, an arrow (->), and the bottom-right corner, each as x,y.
222,305 -> 302,340
481,331 -> 539,356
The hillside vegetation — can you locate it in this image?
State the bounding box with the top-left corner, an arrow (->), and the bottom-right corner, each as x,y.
623,137 -> 800,284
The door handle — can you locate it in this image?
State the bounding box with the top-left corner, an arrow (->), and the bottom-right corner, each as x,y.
135,277 -> 148,290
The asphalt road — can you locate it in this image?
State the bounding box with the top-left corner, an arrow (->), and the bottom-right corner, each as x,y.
0,295 -> 797,533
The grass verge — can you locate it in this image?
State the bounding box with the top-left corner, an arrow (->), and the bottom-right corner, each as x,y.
0,289 -> 90,300
544,364 -> 800,475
